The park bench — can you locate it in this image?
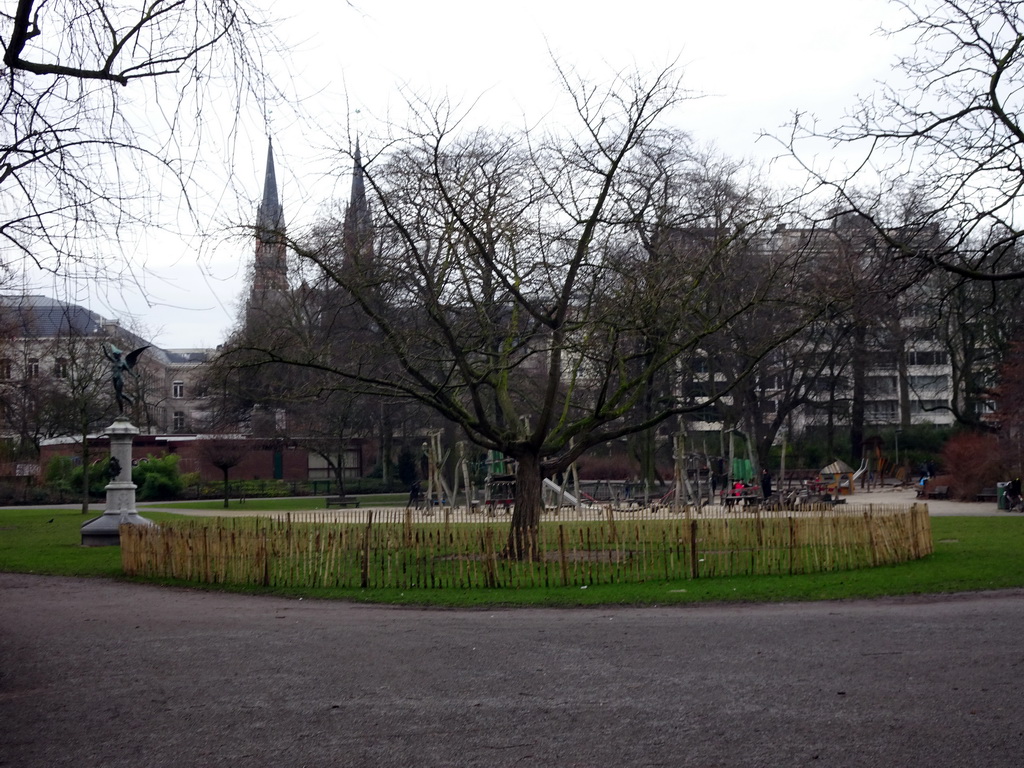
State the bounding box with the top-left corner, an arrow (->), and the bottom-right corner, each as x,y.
976,487 -> 997,502
325,496 -> 359,508
927,485 -> 949,499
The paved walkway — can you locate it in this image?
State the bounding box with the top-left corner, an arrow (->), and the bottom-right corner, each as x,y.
6,484 -> 1014,519
128,486 -> 1014,520
2,573 -> 1022,767
828,484 -> 1010,515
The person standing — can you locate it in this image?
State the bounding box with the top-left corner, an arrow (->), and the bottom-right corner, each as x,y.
1008,477 -> 1022,510
761,468 -> 773,500
408,480 -> 422,509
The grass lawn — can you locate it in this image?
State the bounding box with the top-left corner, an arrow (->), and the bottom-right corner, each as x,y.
2,506 -> 1022,606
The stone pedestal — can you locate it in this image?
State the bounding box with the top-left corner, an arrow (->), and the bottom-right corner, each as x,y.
81,417 -> 154,547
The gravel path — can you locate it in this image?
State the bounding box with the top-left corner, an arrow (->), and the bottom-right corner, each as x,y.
2,573 -> 1023,767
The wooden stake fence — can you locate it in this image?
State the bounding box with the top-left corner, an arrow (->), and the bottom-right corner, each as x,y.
120,503 -> 933,590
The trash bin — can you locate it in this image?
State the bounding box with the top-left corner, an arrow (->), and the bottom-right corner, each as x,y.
997,481 -> 1009,510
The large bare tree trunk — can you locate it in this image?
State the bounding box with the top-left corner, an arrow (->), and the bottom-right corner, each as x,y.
506,451 -> 543,560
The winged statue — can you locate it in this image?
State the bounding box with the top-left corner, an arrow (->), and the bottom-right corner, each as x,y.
103,344 -> 150,413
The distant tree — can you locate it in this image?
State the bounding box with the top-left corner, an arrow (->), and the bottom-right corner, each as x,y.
288,388 -> 373,498
919,262 -> 1024,430
0,317 -> 114,512
197,435 -> 249,508
50,331 -> 116,513
994,341 -> 1024,473
784,0 -> 1024,282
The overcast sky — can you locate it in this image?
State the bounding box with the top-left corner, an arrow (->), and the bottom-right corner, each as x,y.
21,0 -> 904,349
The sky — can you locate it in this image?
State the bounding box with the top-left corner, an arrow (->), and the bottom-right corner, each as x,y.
18,0 -> 905,350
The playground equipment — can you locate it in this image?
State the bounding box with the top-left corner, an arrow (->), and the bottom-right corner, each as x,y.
420,433 -> 452,514
422,435 -> 487,511
852,456 -> 869,485
818,459 -> 856,496
542,478 -> 579,507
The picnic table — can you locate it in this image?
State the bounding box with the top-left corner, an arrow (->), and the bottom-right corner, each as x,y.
722,487 -> 761,507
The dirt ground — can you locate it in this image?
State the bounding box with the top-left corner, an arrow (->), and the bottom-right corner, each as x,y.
2,572 -> 1023,767
830,484 -> 1010,515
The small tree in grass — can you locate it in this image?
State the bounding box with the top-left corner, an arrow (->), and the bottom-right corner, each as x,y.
198,437 -> 249,509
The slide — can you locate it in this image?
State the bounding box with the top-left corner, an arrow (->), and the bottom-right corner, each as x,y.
852,456 -> 869,482
542,478 -> 578,505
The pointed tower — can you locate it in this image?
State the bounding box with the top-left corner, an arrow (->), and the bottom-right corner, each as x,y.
342,139 -> 375,276
250,138 -> 288,309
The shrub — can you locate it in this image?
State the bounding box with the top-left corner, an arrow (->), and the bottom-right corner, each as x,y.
45,455 -> 77,492
132,454 -> 183,501
941,431 -> 1005,500
73,457 -> 115,496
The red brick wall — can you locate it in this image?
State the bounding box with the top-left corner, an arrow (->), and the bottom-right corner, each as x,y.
39,436 -> 375,483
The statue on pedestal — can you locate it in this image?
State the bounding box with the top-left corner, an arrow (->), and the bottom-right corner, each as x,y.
103,344 -> 149,413
82,344 -> 153,546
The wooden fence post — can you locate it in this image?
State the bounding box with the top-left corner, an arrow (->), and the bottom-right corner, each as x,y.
483,528 -> 498,588
788,516 -> 796,575
558,524 -> 570,586
261,526 -> 270,587
607,507 -> 618,544
361,510 -> 374,589
690,519 -> 699,579
865,509 -> 877,567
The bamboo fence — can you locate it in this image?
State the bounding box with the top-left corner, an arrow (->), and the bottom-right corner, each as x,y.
120,503 -> 933,590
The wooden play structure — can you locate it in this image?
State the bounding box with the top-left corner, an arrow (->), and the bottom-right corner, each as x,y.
816,459 -> 856,497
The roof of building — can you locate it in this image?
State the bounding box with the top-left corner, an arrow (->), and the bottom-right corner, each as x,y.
0,294 -> 106,337
0,294 -> 212,365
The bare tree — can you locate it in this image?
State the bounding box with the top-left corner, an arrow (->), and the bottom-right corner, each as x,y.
228,66 -> 819,558
197,435 -> 248,508
289,389 -> 374,498
1,1 -> 281,275
48,331 -> 115,513
783,0 -> 1024,281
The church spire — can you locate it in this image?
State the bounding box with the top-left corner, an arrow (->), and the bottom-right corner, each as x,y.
257,137 -> 284,237
250,136 -> 288,311
343,138 -> 374,273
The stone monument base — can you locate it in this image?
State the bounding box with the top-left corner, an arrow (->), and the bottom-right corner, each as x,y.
80,508 -> 154,547
81,416 -> 154,547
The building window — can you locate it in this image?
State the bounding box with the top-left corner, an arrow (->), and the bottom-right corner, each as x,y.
907,350 -> 948,366
865,401 -> 899,423
909,374 -> 948,393
55,358 -> 69,379
172,411 -> 186,432
172,381 -> 185,399
866,376 -> 897,396
0,359 -> 11,379
911,399 -> 949,413
27,358 -> 39,378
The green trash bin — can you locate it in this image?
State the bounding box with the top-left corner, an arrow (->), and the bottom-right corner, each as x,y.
997,481 -> 1009,510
